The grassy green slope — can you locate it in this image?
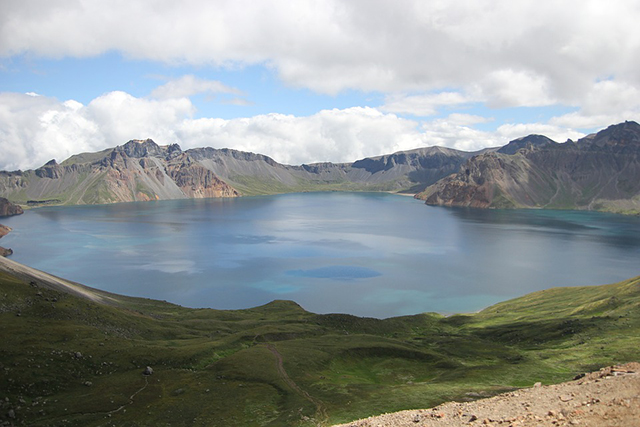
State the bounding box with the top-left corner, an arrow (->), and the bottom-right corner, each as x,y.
0,270 -> 639,426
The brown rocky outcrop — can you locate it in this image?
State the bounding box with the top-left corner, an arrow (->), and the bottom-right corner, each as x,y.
35,159 -> 63,179
167,161 -> 239,198
333,363 -> 640,427
417,121 -> 640,214
0,224 -> 12,257
0,197 -> 23,217
0,138 -> 477,205
0,139 -> 242,205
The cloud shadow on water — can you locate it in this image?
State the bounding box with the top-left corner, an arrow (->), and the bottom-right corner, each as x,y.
286,265 -> 382,280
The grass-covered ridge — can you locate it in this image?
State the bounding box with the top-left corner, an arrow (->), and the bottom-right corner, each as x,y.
0,258 -> 639,426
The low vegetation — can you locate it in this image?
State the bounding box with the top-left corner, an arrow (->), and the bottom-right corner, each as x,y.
0,267 -> 639,426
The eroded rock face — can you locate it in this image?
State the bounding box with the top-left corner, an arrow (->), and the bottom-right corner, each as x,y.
0,140 -> 240,205
0,138 -> 478,205
0,197 -> 23,217
0,223 -> 13,257
167,161 -> 239,198
418,121 -> 640,214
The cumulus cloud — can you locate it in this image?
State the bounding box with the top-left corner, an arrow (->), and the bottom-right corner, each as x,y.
0,90 -> 429,169
2,0 -> 640,110
417,119 -> 501,152
2,1 -> 639,169
479,69 -> 556,108
2,88 -> 576,172
550,80 -> 640,130
149,75 -> 243,100
177,107 -> 424,165
0,91 -> 194,170
381,92 -> 477,116
495,123 -> 584,144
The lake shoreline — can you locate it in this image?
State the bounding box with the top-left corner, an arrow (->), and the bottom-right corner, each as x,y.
2,193 -> 640,318
0,223 -> 12,257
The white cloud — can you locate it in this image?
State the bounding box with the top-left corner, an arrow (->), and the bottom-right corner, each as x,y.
480,69 -> 556,108
381,92 -> 476,116
222,98 -> 254,106
549,80 -> 640,130
0,91 -> 195,170
418,119 -> 501,152
86,91 -> 194,144
149,75 -> 243,100
445,113 -> 492,127
0,90 -> 429,169
176,107 -> 424,165
3,0 -> 640,110
495,123 -> 585,144
0,88 -> 522,171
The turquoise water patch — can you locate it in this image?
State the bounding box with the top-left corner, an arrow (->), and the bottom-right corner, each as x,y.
287,265 -> 382,280
3,192 -> 640,318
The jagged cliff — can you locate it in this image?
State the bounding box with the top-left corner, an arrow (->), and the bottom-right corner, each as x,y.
0,140 -> 239,205
0,198 -> 21,256
0,197 -> 23,217
417,121 -> 640,214
0,140 -> 473,206
3,121 -> 639,212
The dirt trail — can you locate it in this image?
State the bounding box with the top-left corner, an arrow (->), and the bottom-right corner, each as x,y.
332,363 -> 640,427
267,343 -> 328,422
106,375 -> 150,415
0,255 -> 116,304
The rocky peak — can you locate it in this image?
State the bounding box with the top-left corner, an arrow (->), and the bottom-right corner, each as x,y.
35,159 -> 63,179
167,143 -> 183,158
120,139 -> 164,158
119,139 -> 183,159
581,120 -> 640,150
498,134 -> 557,155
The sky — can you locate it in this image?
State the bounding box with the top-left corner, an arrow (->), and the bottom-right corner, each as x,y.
1,0 -> 640,171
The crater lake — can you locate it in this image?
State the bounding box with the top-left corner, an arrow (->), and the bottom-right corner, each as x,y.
2,192 -> 640,318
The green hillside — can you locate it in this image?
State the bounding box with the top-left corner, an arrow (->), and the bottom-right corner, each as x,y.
0,264 -> 639,426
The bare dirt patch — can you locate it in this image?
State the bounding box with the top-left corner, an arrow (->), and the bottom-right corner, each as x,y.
333,363 -> 640,427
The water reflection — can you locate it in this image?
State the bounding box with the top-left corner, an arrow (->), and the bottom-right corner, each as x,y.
448,207 -> 640,249
2,194 -> 640,318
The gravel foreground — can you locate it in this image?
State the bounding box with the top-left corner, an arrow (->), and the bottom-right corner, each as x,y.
332,363 -> 640,427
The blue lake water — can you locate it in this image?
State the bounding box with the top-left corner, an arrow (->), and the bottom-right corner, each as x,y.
2,192 -> 640,318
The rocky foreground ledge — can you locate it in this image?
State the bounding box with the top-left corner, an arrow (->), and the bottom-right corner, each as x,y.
333,363 -> 639,427
0,224 -> 13,257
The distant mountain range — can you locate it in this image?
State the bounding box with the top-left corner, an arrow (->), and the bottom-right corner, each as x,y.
1,120 -> 639,214
0,140 -> 478,205
417,121 -> 640,214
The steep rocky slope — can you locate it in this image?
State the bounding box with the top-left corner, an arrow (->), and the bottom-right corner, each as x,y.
0,197 -> 23,217
417,121 -> 640,214
0,140 -> 473,205
0,224 -> 12,257
0,140 -> 239,205
0,197 -> 22,257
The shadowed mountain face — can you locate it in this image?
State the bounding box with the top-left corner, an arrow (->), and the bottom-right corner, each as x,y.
0,197 -> 23,217
0,141 -> 473,205
417,121 -> 640,214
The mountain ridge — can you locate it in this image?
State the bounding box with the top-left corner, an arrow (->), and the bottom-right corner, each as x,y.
417,121 -> 640,214
1,120 -> 639,213
0,140 -> 477,205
